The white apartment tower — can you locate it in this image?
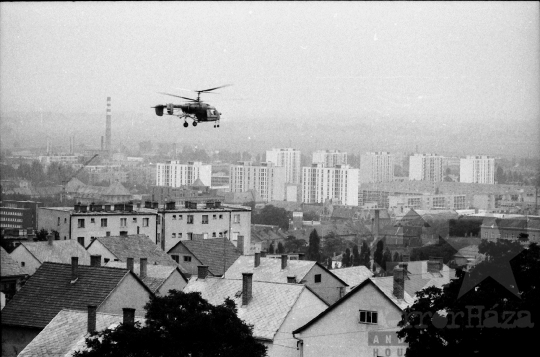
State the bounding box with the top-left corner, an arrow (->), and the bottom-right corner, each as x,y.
265,148 -> 301,184
312,150 -> 348,168
460,155 -> 495,184
156,161 -> 212,187
409,153 -> 444,182
359,152 -> 395,183
302,164 -> 359,206
229,162 -> 287,202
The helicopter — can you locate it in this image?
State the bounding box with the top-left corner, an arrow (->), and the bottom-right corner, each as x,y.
152,84 -> 231,128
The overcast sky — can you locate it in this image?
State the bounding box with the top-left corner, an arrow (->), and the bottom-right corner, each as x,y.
1,1 -> 539,125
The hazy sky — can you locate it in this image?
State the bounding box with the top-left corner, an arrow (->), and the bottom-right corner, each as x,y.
1,1 -> 539,125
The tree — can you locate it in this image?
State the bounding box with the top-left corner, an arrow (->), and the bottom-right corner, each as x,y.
373,240 -> 384,268
74,290 -> 267,357
35,228 -> 48,241
393,251 -> 400,262
326,257 -> 332,270
397,240 -> 540,357
284,235 -> 307,253
251,205 -> 289,230
360,241 -> 371,269
352,244 -> 361,266
268,242 -> 275,254
277,242 -> 285,254
342,248 -> 351,268
307,229 -> 321,262
381,247 -> 392,271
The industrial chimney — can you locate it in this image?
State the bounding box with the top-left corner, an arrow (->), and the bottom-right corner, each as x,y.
105,97 -> 111,154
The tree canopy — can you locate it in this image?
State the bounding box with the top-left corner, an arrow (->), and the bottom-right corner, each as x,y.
251,205 -> 289,230
307,229 -> 321,262
74,290 -> 267,357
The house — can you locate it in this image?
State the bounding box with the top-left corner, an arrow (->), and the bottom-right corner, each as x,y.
293,257 -> 451,357
224,254 -> 348,305
0,247 -> 28,305
17,308 -> 144,357
86,234 -> 179,267
251,224 -> 288,252
453,245 -> 482,268
331,266 -> 373,293
184,266 -> 329,357
9,236 -> 91,275
1,258 -> 153,357
106,258 -> 188,295
480,216 -> 540,243
167,237 -> 241,277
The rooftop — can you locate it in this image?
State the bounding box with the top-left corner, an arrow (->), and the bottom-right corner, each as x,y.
106,261 -> 187,293
331,266 -> 373,292
1,246 -> 27,278
17,240 -> 91,266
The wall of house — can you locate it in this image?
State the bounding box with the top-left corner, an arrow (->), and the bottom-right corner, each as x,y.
1,326 -> 40,357
37,208 -> 71,240
9,246 -> 41,275
297,282 -> 406,357
167,244 -> 203,276
303,265 -> 346,305
98,273 -> 152,317
156,270 -> 187,296
86,240 -> 119,265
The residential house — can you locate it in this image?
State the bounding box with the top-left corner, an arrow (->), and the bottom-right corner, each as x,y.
251,224 -> 289,253
453,245 -> 482,268
167,237 -> 241,277
331,266 -> 373,293
224,254 -> 348,305
0,247 -> 27,306
184,267 -> 328,357
1,258 -> 153,357
9,236 -> 91,275
86,234 -> 178,267
480,216 -> 540,243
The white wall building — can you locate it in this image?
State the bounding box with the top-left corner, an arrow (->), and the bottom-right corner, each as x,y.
156,161 -> 212,187
359,152 -> 395,184
265,148 -> 301,184
460,155 -> 495,184
229,162 -> 286,202
409,153 -> 444,182
302,164 -> 359,206
312,150 -> 348,168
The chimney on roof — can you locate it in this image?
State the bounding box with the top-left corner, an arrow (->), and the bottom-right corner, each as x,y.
281,254 -> 288,270
428,257 -> 443,273
242,272 -> 253,306
399,262 -> 409,278
197,265 -> 209,280
140,258 -> 147,279
80,205 -> 88,213
254,252 -> 261,268
298,253 -> 305,261
122,308 -> 135,327
145,201 -> 152,209
74,202 -> 81,212
166,201 -> 175,210
287,276 -> 296,284
393,266 -> 405,300
47,233 -> 53,245
237,235 -> 244,255
260,251 -> 267,258
152,202 -> 159,209
71,257 -> 79,281
87,305 -> 97,333
402,253 -> 410,262
90,255 -> 101,267
127,257 -> 134,273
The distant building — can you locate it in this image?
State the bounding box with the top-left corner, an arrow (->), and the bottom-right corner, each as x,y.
302,164 -> 359,206
156,160 -> 212,187
266,148 -> 301,184
0,247 -> 27,304
409,153 -> 444,182
460,155 -> 495,184
229,161 -> 287,202
312,150 -> 348,168
388,193 -> 467,212
0,200 -> 43,231
151,181 -> 222,205
359,152 -> 395,184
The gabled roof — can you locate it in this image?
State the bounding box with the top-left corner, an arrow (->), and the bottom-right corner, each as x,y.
1,262 -> 150,329
106,261 -> 188,293
88,235 -> 178,266
169,238 -> 240,276
184,277 -> 325,341
190,177 -> 206,187
17,309 -> 144,357
224,256 -> 348,286
17,240 -> 91,266
331,266 -> 373,292
102,181 -> 131,197
1,246 -> 27,278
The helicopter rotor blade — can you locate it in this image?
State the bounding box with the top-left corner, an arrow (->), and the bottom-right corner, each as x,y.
196,84 -> 233,94
158,92 -> 198,101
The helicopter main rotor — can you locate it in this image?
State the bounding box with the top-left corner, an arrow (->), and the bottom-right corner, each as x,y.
160,84 -> 232,103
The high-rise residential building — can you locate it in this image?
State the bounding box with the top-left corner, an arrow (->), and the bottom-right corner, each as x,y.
359,152 -> 395,183
409,153 -> 444,182
460,155 -> 495,184
229,162 -> 286,202
302,164 -> 359,206
312,150 -> 348,168
265,148 -> 301,184
156,161 -> 212,187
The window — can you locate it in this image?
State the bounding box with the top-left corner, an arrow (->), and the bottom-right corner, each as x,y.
213,215 -> 217,220
219,214 -> 223,219
172,233 -> 176,238
104,258 -> 110,264
202,215 -> 209,224
178,233 -> 182,239
314,274 -> 321,283
187,215 -> 194,224
91,218 -> 95,223
143,218 -> 149,227
173,215 -> 176,220
106,231 -> 111,236
77,237 -> 85,246
219,232 -> 223,238
133,218 -> 137,223
212,232 -> 216,238
21,262 -> 25,267
120,231 -> 128,236
64,218 -> 67,223
183,256 -> 192,262
187,233 -> 193,240
101,218 -> 107,227
178,215 -> 183,220
234,214 -> 240,223
58,217 -> 61,226
120,218 -> 127,227
171,255 -> 179,264
359,310 -> 378,324
78,219 -> 85,228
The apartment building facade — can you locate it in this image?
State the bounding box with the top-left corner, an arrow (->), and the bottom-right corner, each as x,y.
460,155 -> 495,184
409,153 -> 444,181
156,161 -> 212,187
359,152 -> 395,184
312,150 -> 348,168
265,148 -> 301,184
229,161 -> 286,202
302,164 -> 359,206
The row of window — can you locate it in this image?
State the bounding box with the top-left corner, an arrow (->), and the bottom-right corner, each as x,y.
170,214 -> 240,224
78,217 -> 150,228
171,255 -> 192,263
0,211 -> 23,216
171,232 -> 226,239
1,218 -> 23,222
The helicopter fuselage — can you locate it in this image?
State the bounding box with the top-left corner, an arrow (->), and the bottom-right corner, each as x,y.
155,102 -> 221,122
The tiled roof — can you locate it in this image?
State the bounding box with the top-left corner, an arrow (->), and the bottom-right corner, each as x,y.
251,226 -> 288,243
20,240 -> 91,266
90,235 -> 178,266
183,277 -> 308,340
18,309 -> 144,357
102,181 -> 132,197
1,262 -> 133,329
174,238 -> 240,276
331,266 -> 373,292
370,277 -> 416,310
1,246 -> 27,277
105,261 -> 187,293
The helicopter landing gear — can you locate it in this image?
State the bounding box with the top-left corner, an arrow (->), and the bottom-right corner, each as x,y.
192,121 -> 198,127
183,122 -> 188,128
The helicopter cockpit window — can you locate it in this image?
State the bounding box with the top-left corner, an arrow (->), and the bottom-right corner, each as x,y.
208,109 -> 217,116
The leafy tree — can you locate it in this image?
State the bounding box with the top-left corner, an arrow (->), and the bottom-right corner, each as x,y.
352,244 -> 361,266
307,229 -> 321,262
268,242 -> 275,254
252,205 -> 289,230
35,228 -> 49,241
326,257 -> 332,270
393,251 -> 400,262
373,240 -> 384,268
74,290 -> 267,357
381,247 -> 392,271
342,248 -> 351,268
321,232 -> 344,260
360,241 -> 371,269
303,211 -> 320,221
397,240 -> 540,357
284,235 -> 307,253
277,242 -> 285,254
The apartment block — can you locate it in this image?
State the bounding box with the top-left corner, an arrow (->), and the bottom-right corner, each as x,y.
409,153 -> 444,182
359,152 -> 395,184
229,162 -> 286,202
302,164 -> 359,206
266,148 -> 301,184
312,150 -> 348,168
156,161 -> 212,187
460,155 -> 495,184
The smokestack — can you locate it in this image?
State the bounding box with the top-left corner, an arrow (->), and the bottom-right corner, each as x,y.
69,135 -> 74,155
242,273 -> 253,306
87,305 -> 97,333
48,233 -> 53,245
287,276 -> 296,284
197,265 -> 209,280
90,255 -> 101,267
237,235 -> 244,255
106,97 -> 111,154
393,266 -> 405,299
122,308 -> 135,327
140,258 -> 147,279
127,258 -> 134,273
281,254 -> 288,270
254,252 -> 261,268
298,253 -> 305,261
260,251 -> 267,258
71,257 -> 79,281
399,262 -> 409,278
